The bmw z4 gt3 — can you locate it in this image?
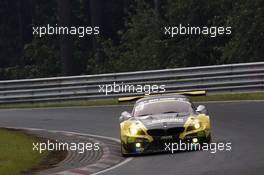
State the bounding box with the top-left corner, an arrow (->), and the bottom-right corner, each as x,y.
119,94 -> 211,156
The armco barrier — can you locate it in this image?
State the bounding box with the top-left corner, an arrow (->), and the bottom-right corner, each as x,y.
0,62 -> 263,104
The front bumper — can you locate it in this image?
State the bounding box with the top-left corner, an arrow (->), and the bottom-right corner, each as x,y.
122,131 -> 209,154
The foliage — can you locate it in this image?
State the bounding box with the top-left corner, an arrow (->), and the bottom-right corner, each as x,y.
220,0 -> 264,63
100,0 -> 164,72
0,129 -> 48,175
0,0 -> 263,79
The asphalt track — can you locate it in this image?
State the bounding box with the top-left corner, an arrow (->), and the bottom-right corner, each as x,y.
0,101 -> 263,175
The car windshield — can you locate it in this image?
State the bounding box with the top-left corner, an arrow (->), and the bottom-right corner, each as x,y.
133,98 -> 193,117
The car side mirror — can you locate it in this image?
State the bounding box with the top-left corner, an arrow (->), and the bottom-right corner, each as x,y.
119,111 -> 132,122
196,105 -> 207,115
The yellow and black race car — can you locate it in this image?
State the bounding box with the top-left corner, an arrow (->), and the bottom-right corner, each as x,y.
119,93 -> 211,156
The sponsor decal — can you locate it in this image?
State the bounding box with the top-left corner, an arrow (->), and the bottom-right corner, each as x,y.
150,118 -> 184,124
161,136 -> 173,140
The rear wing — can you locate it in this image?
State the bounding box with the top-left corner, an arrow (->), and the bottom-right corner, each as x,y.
118,90 -> 206,102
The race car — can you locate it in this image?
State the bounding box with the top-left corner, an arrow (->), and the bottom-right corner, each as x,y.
119,94 -> 211,156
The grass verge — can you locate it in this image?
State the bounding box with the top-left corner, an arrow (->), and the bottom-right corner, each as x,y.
0,99 -> 121,109
0,129 -> 48,175
0,92 -> 263,109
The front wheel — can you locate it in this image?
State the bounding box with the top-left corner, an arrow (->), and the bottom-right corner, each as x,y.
205,134 -> 212,144
120,142 -> 130,157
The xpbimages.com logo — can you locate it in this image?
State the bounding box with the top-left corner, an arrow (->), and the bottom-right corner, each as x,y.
164,141 -> 232,154
98,82 -> 166,95
32,24 -> 100,38
164,24 -> 232,38
33,140 -> 100,154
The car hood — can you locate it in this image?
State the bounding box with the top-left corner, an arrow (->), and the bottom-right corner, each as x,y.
134,113 -> 192,130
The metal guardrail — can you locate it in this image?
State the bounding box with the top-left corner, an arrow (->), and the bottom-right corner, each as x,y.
0,62 -> 263,104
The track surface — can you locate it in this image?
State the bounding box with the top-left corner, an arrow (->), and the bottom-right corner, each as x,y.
0,102 -> 263,175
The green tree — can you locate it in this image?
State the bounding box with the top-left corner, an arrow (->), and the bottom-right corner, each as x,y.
220,0 -> 264,63
100,0 -> 164,72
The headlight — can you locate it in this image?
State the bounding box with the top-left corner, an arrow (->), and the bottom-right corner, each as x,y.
194,122 -> 201,129
187,120 -> 202,131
